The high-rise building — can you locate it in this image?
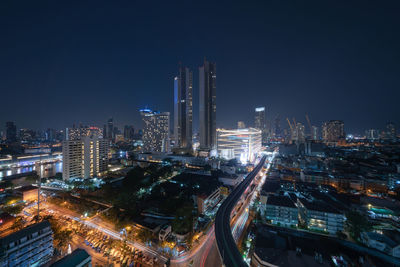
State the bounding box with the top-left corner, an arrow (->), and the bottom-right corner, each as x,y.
217,128 -> 262,163
386,122 -> 396,141
199,59 -> 216,150
274,116 -> 281,138
107,118 -> 114,140
322,120 -> 345,143
62,136 -> 109,180
0,220 -> 53,267
124,125 -> 135,141
174,66 -> 193,149
365,129 -> 379,141
292,122 -> 305,143
311,126 -> 319,141
237,121 -> 246,129
140,109 -> 170,153
255,107 -> 267,143
5,121 -> 17,143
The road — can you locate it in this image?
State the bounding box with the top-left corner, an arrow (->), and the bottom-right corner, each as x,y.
215,155 -> 267,267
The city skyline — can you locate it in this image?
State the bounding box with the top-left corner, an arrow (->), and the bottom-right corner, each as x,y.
1,1 -> 400,134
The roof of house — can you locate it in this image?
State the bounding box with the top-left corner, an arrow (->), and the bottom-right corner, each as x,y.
0,220 -> 51,247
266,195 -> 296,208
50,248 -> 90,267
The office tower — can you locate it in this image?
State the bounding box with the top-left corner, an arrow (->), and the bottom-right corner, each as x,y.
0,220 -> 53,266
107,118 -> 114,140
199,59 -> 216,150
322,120 -> 345,143
311,126 -> 319,141
386,122 -> 396,141
174,66 -> 193,149
255,107 -> 267,143
103,124 -> 107,139
274,116 -> 281,138
140,109 -> 170,153
45,128 -> 56,141
217,128 -> 262,163
237,121 -> 246,129
124,125 -> 135,141
19,128 -> 36,142
62,135 -> 109,180
5,121 -> 17,143
365,129 -> 379,141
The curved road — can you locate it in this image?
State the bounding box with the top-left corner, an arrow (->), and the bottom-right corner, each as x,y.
215,155 -> 267,267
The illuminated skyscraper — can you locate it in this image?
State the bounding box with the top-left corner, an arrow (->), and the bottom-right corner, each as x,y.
199,59 -> 216,150
217,128 -> 262,163
62,136 -> 109,180
140,109 -> 170,152
255,107 -> 267,143
386,122 -> 396,141
174,66 -> 193,149
322,120 -> 345,143
124,125 -> 135,141
311,126 -> 319,141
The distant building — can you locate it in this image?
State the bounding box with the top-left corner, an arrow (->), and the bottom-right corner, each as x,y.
311,126 -> 319,141
265,195 -> 298,227
107,118 -> 114,140
199,59 -> 217,150
62,136 -> 109,180
365,129 -> 379,141
237,121 -> 246,129
322,120 -> 344,144
50,248 -> 92,267
5,122 -> 17,143
140,109 -> 170,153
0,220 -> 53,267
274,116 -> 281,138
174,66 -> 193,150
217,128 -> 262,163
386,122 -> 396,141
292,122 -> 305,143
361,231 -> 400,258
123,125 -> 135,141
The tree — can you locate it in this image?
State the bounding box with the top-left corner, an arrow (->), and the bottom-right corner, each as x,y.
346,210 -> 372,241
11,217 -> 24,231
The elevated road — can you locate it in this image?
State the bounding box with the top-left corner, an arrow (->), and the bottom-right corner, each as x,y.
215,155 -> 267,267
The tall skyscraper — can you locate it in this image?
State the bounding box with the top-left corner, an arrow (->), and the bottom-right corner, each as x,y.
174,65 -> 193,149
62,135 -> 109,180
199,59 -> 216,150
5,121 -> 17,143
255,107 -> 267,143
311,126 -> 319,141
274,116 -> 281,138
107,118 -> 114,140
386,122 -> 396,141
124,125 -> 135,141
322,120 -> 345,143
140,109 -> 170,153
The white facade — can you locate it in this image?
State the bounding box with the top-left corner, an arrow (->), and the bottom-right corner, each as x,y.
217,128 -> 262,163
62,136 -> 109,180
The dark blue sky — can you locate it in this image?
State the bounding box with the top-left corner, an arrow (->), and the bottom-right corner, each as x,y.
1,0 -> 399,134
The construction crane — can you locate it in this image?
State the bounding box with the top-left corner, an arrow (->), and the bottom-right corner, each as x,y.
286,118 -> 293,132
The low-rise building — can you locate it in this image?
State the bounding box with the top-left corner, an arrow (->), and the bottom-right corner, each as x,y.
0,220 -> 53,267
16,185 -> 38,202
50,248 -> 92,267
265,195 -> 298,227
196,187 -> 221,215
297,199 -> 345,234
361,231 -> 400,258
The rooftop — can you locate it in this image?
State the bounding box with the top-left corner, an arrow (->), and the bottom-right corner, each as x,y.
0,220 -> 51,247
50,248 -> 90,267
266,195 -> 296,208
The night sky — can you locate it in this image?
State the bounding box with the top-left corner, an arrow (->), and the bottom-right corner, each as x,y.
1,1 -> 399,134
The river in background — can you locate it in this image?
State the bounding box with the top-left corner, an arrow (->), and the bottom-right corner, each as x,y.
0,161 -> 62,179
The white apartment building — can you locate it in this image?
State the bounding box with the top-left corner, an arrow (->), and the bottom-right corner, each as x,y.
62,136 -> 109,180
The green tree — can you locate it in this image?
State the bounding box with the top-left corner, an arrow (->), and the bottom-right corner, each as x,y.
346,210 -> 372,241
